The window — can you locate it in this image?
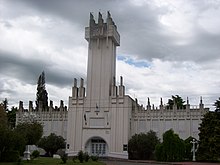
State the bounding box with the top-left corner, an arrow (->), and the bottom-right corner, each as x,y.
123,144 -> 128,151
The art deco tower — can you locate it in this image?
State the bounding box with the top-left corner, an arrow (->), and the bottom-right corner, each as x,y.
85,12 -> 120,105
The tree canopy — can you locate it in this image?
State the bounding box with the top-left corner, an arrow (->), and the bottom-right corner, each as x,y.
214,97 -> 220,112
15,122 -> 43,145
128,130 -> 160,160
0,104 -> 25,162
7,106 -> 17,129
0,104 -> 7,128
167,95 -> 186,109
155,129 -> 185,162
197,111 -> 220,161
38,133 -> 66,157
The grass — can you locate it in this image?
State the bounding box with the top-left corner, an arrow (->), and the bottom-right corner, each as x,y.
0,157 -> 105,165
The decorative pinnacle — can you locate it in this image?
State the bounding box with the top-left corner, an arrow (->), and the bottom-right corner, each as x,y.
120,76 -> 123,86
74,78 -> 77,87
147,97 -> 150,106
200,96 -> 203,104
107,11 -> 111,18
90,12 -> 94,20
89,12 -> 95,27
98,12 -> 103,25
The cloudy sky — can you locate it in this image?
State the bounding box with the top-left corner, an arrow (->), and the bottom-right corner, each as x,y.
1,0 -> 220,110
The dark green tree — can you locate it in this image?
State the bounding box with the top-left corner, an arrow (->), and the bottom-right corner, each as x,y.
36,71 -> 48,111
15,122 -> 43,145
7,106 -> 17,129
128,130 -> 160,160
38,133 -> 66,157
2,98 -> 8,112
167,95 -> 186,109
197,111 -> 220,161
214,97 -> 220,112
0,105 -> 25,162
0,104 -> 7,128
155,129 -> 185,162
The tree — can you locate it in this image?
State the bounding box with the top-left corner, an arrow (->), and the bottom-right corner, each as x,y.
0,104 -> 7,128
197,111 -> 220,161
155,129 -> 185,162
7,106 -> 17,129
2,98 -> 8,112
167,95 -> 185,109
0,126 -> 25,162
0,104 -> 25,162
15,122 -> 43,145
38,133 -> 66,157
36,71 -> 48,111
128,130 -> 160,160
214,97 -> 220,112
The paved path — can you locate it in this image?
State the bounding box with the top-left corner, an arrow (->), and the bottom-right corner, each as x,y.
102,160 -> 168,165
102,160 -> 220,165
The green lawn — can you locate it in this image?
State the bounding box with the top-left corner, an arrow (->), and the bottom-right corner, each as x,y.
0,157 -> 105,165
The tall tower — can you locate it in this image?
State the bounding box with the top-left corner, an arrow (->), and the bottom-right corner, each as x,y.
85,12 -> 120,106
67,12 -> 131,159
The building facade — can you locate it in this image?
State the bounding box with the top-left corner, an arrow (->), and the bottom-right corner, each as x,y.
16,12 -> 208,159
66,12 -> 208,159
16,100 -> 68,139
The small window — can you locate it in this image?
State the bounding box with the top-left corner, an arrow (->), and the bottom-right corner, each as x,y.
123,144 -> 128,151
67,144 -> 70,149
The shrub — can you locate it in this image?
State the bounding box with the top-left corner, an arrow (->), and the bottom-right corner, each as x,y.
61,153 -> 68,164
72,156 -> 77,163
31,150 -> 40,159
84,152 -> 89,162
91,155 -> 98,161
78,150 -> 84,163
128,130 -> 160,160
1,150 -> 20,162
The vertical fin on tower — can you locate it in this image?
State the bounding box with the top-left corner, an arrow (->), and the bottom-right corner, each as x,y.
19,101 -> 24,113
79,78 -> 85,98
98,12 -> 104,25
159,98 -> 163,109
29,101 -> 33,112
89,12 -> 95,27
111,76 -> 117,97
147,97 -> 151,110
72,78 -> 78,99
199,96 -> 204,109
119,76 -> 125,97
186,97 -> 190,110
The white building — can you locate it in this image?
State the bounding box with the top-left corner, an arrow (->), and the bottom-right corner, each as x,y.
66,12 -> 208,159
16,12 -> 208,159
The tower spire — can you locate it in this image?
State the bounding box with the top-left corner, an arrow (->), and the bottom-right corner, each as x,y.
89,12 -> 95,27
98,12 -> 103,25
85,12 -> 120,102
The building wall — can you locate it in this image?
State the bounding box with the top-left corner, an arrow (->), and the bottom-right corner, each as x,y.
131,101 -> 208,140
16,100 -> 68,139
66,77 -> 133,159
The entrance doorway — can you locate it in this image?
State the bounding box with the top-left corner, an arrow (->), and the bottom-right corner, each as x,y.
85,137 -> 108,156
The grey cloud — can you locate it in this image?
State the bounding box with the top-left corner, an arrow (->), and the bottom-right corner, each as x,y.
0,50 -> 81,87
18,0 -> 220,63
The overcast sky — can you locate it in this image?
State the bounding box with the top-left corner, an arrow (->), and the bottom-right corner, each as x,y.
1,0 -> 220,110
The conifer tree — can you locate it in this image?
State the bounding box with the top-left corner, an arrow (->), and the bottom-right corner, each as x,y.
36,71 -> 48,111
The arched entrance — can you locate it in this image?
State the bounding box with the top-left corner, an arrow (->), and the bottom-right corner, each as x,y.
85,137 -> 108,156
